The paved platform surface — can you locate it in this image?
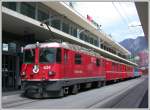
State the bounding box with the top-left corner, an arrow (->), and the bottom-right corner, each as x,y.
139,89 -> 148,108
2,75 -> 148,108
2,90 -> 23,96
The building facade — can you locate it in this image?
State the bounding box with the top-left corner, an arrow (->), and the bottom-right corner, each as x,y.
2,2 -> 135,91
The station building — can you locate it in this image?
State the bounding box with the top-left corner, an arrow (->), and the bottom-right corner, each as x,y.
2,2 -> 136,91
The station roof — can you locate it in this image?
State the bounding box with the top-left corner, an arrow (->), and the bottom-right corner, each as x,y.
135,2 -> 148,40
42,2 -> 131,56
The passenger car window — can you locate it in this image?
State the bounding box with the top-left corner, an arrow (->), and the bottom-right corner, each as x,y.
75,54 -> 82,64
96,58 -> 100,66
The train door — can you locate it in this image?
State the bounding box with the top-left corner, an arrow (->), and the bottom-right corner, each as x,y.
101,59 -> 106,77
122,65 -> 126,79
63,49 -> 72,78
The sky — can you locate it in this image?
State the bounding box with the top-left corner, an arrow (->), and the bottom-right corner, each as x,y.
69,2 -> 144,42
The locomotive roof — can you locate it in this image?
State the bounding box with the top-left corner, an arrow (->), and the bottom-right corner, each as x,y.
24,42 -> 101,58
24,42 -> 134,67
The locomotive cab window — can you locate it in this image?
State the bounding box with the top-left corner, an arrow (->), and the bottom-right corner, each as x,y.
40,48 -> 56,63
56,48 -> 61,63
75,54 -> 82,64
40,48 -> 62,63
23,49 -> 35,63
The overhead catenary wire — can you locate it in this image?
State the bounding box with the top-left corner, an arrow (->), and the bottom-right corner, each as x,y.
119,2 -> 141,35
112,2 -> 138,38
112,1 -> 144,59
112,2 -> 129,26
118,2 -> 132,23
117,1 -> 143,36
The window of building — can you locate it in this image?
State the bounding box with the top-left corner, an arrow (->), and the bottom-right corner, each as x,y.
101,44 -> 104,49
21,2 -> 36,19
86,36 -> 91,43
2,2 -> 17,11
37,4 -> 49,24
62,22 -> 69,34
107,47 -> 109,51
51,19 -> 61,30
94,39 -> 98,46
84,34 -> 88,42
103,45 -> 106,50
75,54 -> 82,64
82,34 -> 86,41
108,48 -> 110,52
70,26 -> 77,37
106,46 -> 108,51
90,37 -> 94,44
81,33 -> 90,43
80,33 -> 84,40
73,28 -> 77,37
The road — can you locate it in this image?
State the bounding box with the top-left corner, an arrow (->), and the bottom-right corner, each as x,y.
2,75 -> 148,108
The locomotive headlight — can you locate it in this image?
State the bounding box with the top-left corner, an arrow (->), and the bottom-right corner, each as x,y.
48,71 -> 55,76
22,72 -> 26,76
32,65 -> 39,74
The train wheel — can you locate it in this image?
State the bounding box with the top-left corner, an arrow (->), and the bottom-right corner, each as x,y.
59,88 -> 64,97
42,92 -> 49,98
72,85 -> 78,94
102,81 -> 106,86
97,81 -> 102,88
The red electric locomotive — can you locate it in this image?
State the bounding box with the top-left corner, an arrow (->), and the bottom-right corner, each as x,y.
20,42 -> 137,98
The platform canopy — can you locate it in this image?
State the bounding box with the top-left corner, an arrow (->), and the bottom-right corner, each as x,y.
2,6 -> 137,66
135,2 -> 148,40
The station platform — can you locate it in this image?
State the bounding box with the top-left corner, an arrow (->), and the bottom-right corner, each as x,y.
2,90 -> 23,96
2,75 -> 148,108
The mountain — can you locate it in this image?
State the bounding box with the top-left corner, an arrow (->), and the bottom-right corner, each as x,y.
119,36 -> 148,55
119,36 -> 148,68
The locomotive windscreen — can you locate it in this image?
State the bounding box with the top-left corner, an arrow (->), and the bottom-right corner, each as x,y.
23,49 -> 35,63
40,48 -> 56,63
23,48 -> 61,64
